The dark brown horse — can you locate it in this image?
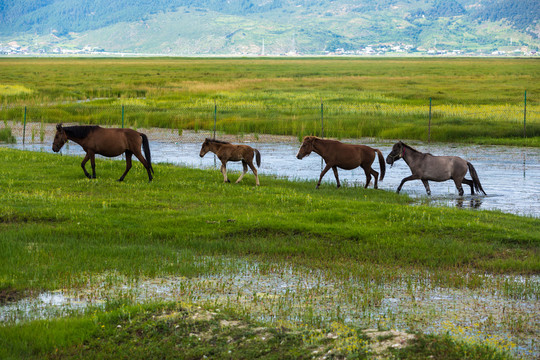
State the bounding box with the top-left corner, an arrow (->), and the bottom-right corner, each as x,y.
52,124 -> 154,182
296,136 -> 386,189
199,138 -> 261,186
386,141 -> 485,196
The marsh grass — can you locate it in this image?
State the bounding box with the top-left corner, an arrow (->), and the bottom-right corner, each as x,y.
0,301 -> 518,360
0,58 -> 538,145
0,126 -> 16,143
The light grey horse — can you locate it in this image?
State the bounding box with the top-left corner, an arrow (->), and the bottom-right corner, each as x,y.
386,141 -> 486,196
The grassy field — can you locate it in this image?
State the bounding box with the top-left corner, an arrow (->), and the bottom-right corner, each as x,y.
0,57 -> 539,145
0,148 -> 538,358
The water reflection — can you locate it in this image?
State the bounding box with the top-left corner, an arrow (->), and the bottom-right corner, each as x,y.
455,197 -> 483,209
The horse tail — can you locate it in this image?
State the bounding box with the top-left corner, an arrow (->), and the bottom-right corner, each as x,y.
376,149 -> 386,181
467,162 -> 486,195
140,133 -> 154,174
255,149 -> 261,167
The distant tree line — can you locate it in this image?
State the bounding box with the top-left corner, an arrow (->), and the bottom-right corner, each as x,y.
474,0 -> 539,35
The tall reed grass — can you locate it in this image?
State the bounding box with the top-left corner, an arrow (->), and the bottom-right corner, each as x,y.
0,58 -> 538,144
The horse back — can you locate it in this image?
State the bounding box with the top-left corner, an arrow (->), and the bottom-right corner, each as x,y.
89,127 -> 141,157
420,154 -> 468,180
322,141 -> 376,168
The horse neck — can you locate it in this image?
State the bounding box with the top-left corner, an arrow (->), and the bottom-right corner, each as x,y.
402,146 -> 422,166
311,138 -> 326,157
65,133 -> 86,147
208,142 -> 223,154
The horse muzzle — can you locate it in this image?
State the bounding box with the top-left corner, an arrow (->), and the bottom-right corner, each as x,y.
386,153 -> 400,165
296,151 -> 309,160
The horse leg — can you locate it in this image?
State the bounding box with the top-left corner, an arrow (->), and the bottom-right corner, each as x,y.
81,153 -> 92,179
370,168 -> 379,189
236,161 -> 248,183
221,163 -> 230,183
118,151 -> 133,182
421,179 -> 432,196
247,161 -> 260,186
397,175 -> 419,193
132,148 -> 153,182
332,166 -> 341,188
462,179 -> 475,195
453,178 -> 465,196
90,154 -> 97,179
362,166 -> 372,189
316,164 -> 332,189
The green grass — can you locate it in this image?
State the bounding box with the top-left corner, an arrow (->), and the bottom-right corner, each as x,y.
1,57 -> 538,145
0,147 -> 538,293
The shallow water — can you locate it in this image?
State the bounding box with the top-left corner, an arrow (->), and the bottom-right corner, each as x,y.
1,261 -> 538,359
7,136 -> 538,217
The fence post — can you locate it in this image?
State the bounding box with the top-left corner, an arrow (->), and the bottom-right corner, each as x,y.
213,100 -> 217,140
523,90 -> 527,138
320,100 -> 324,170
320,100 -> 324,138
428,98 -> 432,143
121,105 -> 124,128
22,106 -> 27,145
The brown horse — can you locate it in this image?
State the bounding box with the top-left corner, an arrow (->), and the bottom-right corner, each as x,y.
52,124 -> 154,182
296,136 -> 386,189
386,141 -> 486,196
199,138 -> 261,186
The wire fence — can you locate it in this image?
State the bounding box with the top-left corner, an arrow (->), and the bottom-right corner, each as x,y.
1,93 -> 538,145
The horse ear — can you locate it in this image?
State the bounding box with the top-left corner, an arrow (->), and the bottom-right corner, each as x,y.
56,123 -> 63,131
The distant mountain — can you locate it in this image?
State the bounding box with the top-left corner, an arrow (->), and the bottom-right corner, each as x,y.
1,0 -> 538,55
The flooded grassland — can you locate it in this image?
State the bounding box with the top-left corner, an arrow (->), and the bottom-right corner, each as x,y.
1,258 -> 538,359
1,123 -> 539,358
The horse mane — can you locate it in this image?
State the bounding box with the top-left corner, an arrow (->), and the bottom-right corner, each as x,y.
205,138 -> 230,145
63,125 -> 100,139
401,142 -> 433,156
401,142 -> 422,154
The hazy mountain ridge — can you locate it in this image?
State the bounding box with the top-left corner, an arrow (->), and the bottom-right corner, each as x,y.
1,0 -> 538,55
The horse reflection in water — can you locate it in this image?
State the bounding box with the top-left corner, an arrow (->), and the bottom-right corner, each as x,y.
199,138 -> 261,186
386,141 -> 486,196
296,136 -> 385,189
456,197 -> 483,209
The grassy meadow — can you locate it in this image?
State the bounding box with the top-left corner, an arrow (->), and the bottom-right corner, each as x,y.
0,57 -> 539,145
1,57 -> 539,358
0,148 -> 538,359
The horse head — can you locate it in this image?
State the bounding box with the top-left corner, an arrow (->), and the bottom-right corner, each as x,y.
386,141 -> 404,165
199,138 -> 211,158
52,123 -> 68,152
296,136 -> 317,159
